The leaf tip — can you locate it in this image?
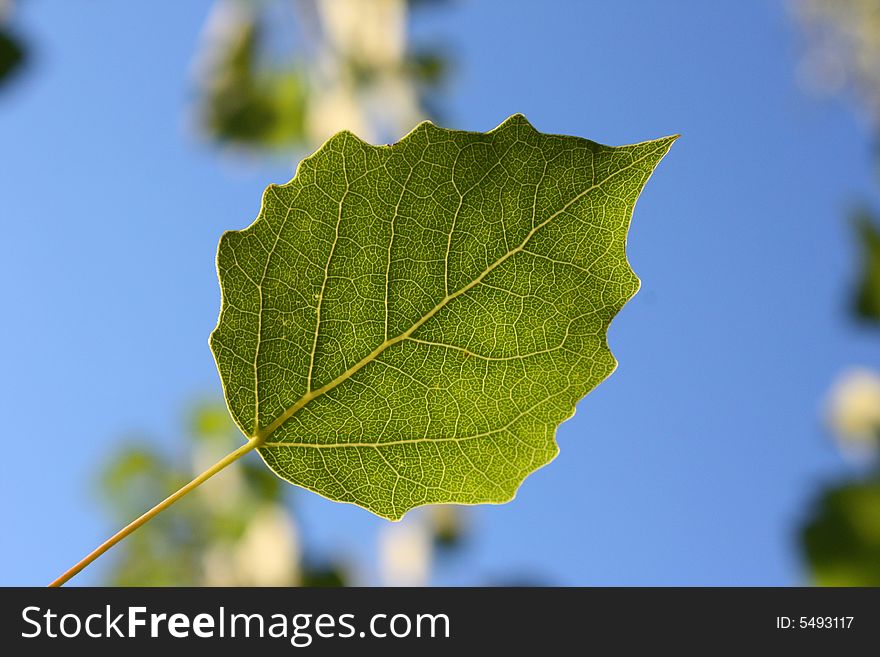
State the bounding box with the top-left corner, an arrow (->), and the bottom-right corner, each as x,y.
657,133 -> 681,150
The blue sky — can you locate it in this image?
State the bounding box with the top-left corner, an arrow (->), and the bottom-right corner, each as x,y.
2,0 -> 876,585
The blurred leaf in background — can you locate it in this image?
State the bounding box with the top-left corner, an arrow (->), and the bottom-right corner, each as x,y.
192,2 -> 309,149
801,479 -> 880,586
0,1 -> 27,91
192,0 -> 451,153
0,29 -> 24,87
852,211 -> 880,323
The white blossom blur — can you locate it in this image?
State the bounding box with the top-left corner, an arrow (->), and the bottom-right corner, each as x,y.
379,516 -> 432,586
826,367 -> 880,457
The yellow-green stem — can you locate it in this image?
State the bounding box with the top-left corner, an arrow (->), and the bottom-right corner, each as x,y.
48,436 -> 262,587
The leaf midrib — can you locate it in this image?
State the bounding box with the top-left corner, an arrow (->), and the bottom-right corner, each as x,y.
261,379 -> 574,450
252,144 -> 659,446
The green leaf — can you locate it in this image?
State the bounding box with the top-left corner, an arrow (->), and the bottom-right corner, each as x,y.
802,478 -> 880,586
852,211 -> 880,323
195,15 -> 308,149
210,115 -> 675,519
0,29 -> 26,89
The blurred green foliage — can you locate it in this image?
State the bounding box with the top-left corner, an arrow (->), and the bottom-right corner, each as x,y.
0,28 -> 25,89
194,0 -> 450,152
852,211 -> 880,323
802,477 -> 880,586
197,15 -> 308,148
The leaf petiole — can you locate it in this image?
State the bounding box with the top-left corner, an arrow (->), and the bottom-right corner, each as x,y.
48,436 -> 263,587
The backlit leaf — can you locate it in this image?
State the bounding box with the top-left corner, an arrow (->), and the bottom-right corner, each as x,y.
210,115 -> 675,519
